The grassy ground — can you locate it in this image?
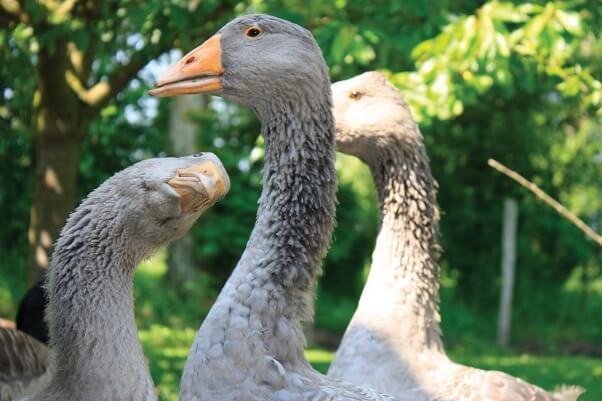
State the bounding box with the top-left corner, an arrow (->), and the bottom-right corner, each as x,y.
1,253 -> 600,401
132,255 -> 601,401
140,326 -> 602,401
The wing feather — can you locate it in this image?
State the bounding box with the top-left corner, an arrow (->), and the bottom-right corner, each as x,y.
0,327 -> 50,401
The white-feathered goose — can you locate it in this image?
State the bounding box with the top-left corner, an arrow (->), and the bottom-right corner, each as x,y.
21,154 -> 229,401
327,72 -> 584,401
151,14 -> 411,401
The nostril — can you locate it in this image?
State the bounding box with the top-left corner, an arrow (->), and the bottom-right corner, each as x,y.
185,56 -> 196,65
192,152 -> 204,157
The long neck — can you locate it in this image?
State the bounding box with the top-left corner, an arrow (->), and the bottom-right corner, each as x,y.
44,202 -> 154,400
256,105 -> 337,316
206,98 -> 336,365
359,136 -> 443,353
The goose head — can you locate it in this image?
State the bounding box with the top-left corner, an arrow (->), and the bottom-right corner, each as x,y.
112,153 -> 230,247
150,14 -> 330,114
332,71 -> 420,162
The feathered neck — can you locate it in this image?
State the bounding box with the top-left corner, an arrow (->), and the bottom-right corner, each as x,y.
42,196 -> 155,401
358,133 -> 443,353
256,101 -> 337,315
194,92 -> 336,365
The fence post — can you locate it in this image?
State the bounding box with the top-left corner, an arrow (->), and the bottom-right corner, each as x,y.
497,198 -> 518,346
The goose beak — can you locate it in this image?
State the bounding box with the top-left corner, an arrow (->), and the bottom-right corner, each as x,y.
149,34 -> 224,97
168,159 -> 230,213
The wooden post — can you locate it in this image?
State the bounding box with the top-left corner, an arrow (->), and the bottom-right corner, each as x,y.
497,198 -> 518,346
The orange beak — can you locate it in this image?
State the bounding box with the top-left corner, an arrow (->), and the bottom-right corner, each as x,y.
149,34 -> 224,97
167,160 -> 230,213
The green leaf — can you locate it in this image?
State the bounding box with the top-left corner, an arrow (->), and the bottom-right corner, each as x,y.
488,2 -> 528,23
556,10 -> 583,36
331,25 -> 356,63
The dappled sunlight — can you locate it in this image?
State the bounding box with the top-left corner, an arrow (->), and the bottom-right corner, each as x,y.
44,167 -> 63,195
139,325 -> 196,401
137,250 -> 168,277
306,348 -> 336,374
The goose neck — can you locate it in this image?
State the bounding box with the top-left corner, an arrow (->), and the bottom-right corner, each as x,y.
44,203 -> 154,400
254,101 -> 336,315
206,97 -> 337,364
361,139 -> 444,352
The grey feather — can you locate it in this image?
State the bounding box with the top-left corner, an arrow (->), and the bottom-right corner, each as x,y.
0,328 -> 50,401
168,15 -> 410,401
327,71 -> 584,401
20,154 -> 228,401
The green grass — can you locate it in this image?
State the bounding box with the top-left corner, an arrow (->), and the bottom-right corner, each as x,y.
1,253 -> 600,401
140,328 -> 602,401
448,344 -> 602,401
133,257 -> 601,401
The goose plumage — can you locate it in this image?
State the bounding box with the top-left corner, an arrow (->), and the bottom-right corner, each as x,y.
151,15 -> 414,401
16,280 -> 49,345
1,280 -> 50,401
327,72 -> 584,401
0,282 -> 50,401
21,154 -> 229,401
0,327 -> 50,401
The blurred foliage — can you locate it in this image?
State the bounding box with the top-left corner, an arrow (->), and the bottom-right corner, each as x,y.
390,0 -> 602,306
393,1 -> 602,123
0,0 -> 600,374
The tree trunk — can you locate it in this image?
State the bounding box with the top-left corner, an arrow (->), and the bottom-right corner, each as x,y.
497,198 -> 518,346
166,95 -> 206,285
168,95 -> 204,155
27,126 -> 85,283
27,140 -> 80,280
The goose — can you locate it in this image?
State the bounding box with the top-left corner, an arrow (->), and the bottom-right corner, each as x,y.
327,71 -> 584,401
150,14 -> 410,401
1,280 -> 48,400
16,279 -> 49,345
1,279 -> 49,401
0,327 -> 49,401
16,154 -> 230,401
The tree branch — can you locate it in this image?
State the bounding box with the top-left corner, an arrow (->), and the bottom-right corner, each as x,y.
67,42 -> 86,80
80,2 -> 232,113
81,48 -> 152,110
488,158 -> 602,246
79,0 -> 101,82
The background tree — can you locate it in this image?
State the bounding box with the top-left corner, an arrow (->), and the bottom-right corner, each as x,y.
165,94 -> 205,286
0,0 -> 236,281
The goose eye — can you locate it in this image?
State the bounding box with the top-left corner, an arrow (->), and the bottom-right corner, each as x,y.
245,27 -> 262,38
349,91 -> 363,100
